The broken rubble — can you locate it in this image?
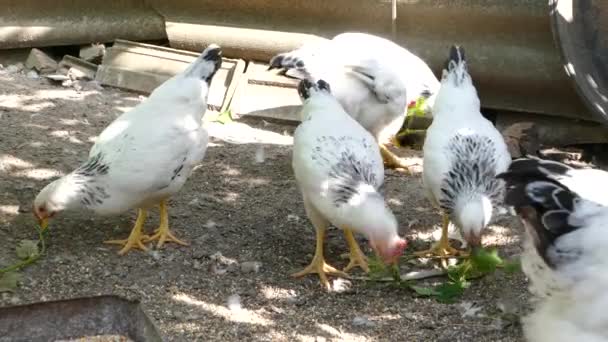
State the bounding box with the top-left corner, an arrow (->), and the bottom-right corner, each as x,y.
95,39 -> 244,112
25,70 -> 39,79
59,55 -> 97,80
231,62 -> 301,123
79,43 -> 105,63
240,261 -> 262,273
5,63 -> 24,74
25,48 -> 57,73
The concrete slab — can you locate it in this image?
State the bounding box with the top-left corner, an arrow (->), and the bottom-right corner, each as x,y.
25,48 -> 57,73
59,55 -> 97,80
79,43 -> 105,63
95,40 -> 245,112
231,62 -> 301,123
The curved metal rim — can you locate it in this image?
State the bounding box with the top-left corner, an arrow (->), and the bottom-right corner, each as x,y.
549,0 -> 608,125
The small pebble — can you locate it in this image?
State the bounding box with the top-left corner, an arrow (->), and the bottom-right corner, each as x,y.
26,70 -> 39,79
352,316 -> 376,328
148,250 -> 161,261
227,294 -> 241,311
254,145 -> 265,163
6,63 -> 24,74
331,278 -> 352,293
240,261 -> 262,274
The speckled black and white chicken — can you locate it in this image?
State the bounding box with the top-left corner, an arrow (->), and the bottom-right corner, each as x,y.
418,46 -> 511,260
291,78 -> 407,289
498,157 -> 608,342
269,32 -> 439,172
32,44 -> 223,255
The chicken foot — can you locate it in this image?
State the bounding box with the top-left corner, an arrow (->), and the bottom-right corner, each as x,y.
342,228 -> 370,273
380,143 -> 411,174
414,213 -> 468,267
104,208 -> 150,255
145,200 -> 189,248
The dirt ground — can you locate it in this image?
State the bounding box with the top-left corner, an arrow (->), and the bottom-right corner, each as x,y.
0,69 -> 529,341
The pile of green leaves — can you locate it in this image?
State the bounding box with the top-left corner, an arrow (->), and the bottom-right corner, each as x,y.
406,96 -> 428,119
0,226 -> 47,292
367,247 -> 520,303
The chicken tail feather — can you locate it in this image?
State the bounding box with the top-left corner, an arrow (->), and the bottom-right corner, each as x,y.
183,44 -> 223,83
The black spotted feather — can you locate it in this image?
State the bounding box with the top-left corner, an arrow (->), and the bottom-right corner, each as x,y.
310,135 -> 381,207
439,134 -> 504,216
498,158 -> 587,268
73,153 -> 111,208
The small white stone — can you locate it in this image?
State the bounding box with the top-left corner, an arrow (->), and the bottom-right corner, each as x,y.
254,145 -> 265,163
148,250 -> 161,261
352,316 -> 375,328
26,70 -> 39,79
227,294 -> 241,311
240,261 -> 262,273
204,220 -> 217,229
6,63 -> 24,74
331,278 -> 352,293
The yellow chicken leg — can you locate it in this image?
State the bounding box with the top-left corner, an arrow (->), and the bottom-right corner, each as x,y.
292,226 -> 349,289
380,143 -> 411,174
104,208 -> 150,255
343,228 -> 369,273
145,200 -> 189,248
414,213 -> 468,263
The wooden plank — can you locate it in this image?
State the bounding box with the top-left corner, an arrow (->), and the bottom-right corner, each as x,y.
95,39 -> 245,111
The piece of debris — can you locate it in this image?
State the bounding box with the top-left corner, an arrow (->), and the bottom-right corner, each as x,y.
45,74 -> 71,82
209,251 -> 238,275
330,278 -> 352,293
79,43 -> 106,63
240,261 -> 262,273
5,63 -> 24,74
95,39 -> 244,112
25,70 -> 39,79
25,48 -> 57,73
231,62 -> 301,122
227,294 -> 242,311
352,316 -> 376,328
59,55 -> 98,80
254,145 -> 265,163
459,301 -> 484,318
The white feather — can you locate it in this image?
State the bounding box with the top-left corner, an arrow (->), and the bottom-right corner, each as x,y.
35,45 -> 222,216
292,83 -> 399,244
273,32 -> 439,144
422,47 -> 511,243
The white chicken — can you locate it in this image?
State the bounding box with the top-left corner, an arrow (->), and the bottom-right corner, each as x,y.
269,32 -> 439,172
419,45 -> 511,260
498,157 -> 608,342
292,78 -> 407,289
33,44 -> 223,255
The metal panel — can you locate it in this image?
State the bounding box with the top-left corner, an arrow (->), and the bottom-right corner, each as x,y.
149,0 -> 595,122
0,0 -> 166,48
550,0 -> 608,125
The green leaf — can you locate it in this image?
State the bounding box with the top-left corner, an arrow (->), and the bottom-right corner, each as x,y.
0,272 -> 21,293
410,285 -> 440,297
214,109 -> 233,124
406,96 -> 428,118
435,281 -> 467,303
503,259 -> 522,274
471,247 -> 503,274
15,240 -> 40,260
